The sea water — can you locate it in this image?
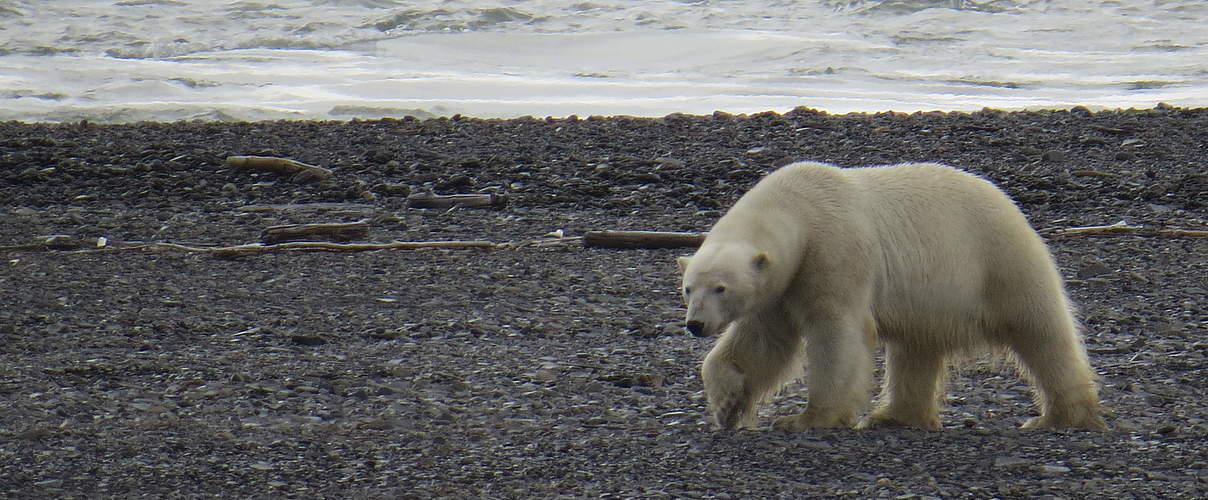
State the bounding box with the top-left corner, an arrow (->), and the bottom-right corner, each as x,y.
0,0 -> 1205,123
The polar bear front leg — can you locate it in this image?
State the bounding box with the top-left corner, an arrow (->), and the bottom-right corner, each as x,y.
701,351 -> 758,430
701,314 -> 803,430
773,314 -> 875,432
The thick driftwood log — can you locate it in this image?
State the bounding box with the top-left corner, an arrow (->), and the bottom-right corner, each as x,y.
582,230 -> 706,249
260,220 -> 370,244
406,192 -> 507,209
225,155 -> 334,182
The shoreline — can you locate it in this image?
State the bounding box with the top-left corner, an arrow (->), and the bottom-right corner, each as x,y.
4,102 -> 1204,127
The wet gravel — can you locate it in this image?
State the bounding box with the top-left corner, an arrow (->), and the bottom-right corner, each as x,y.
1,106 -> 1206,498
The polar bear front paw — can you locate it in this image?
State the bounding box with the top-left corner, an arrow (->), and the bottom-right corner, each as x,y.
712,399 -> 749,430
707,379 -> 755,430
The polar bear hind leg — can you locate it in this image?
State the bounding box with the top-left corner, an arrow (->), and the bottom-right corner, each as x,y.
772,312 -> 876,432
997,297 -> 1106,430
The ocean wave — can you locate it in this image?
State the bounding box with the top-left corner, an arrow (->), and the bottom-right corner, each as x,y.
367,7 -> 541,34
828,0 -> 1027,14
1,0 -> 1204,122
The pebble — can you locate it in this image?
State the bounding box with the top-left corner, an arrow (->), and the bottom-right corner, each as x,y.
1041,150 -> 1066,162
436,174 -> 474,191
289,334 -> 326,346
1078,260 -> 1112,279
993,456 -> 1031,468
372,182 -> 412,196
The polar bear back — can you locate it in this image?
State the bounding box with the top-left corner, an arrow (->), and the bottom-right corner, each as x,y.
726,162 -> 1071,350
859,163 -> 1064,340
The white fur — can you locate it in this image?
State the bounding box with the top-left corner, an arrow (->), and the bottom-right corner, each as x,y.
679,162 -> 1105,431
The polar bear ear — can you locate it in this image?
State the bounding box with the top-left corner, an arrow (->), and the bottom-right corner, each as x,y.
752,252 -> 770,271
676,256 -> 692,274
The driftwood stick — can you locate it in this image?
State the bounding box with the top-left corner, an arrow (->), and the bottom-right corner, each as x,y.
225,155 -> 334,182
1153,228 -> 1208,237
406,192 -> 507,209
376,240 -> 499,250
582,230 -> 707,249
153,240 -> 500,254
0,235 -> 105,251
1087,124 -> 1131,135
260,220 -> 370,244
1069,170 -> 1119,178
1043,221 -> 1208,238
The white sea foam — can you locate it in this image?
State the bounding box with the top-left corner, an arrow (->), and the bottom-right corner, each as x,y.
0,0 -> 1204,122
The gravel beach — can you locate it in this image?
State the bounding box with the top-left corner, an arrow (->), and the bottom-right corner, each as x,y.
2,107 -> 1206,498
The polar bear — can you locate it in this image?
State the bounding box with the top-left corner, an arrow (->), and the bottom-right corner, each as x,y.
677,161 -> 1105,431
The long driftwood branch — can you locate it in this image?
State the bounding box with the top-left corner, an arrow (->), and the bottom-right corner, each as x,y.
151,240 -> 502,254
5,222 -> 1205,254
147,236 -> 588,254
1042,221 -> 1208,238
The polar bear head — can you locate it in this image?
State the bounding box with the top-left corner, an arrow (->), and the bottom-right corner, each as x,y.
677,242 -> 771,337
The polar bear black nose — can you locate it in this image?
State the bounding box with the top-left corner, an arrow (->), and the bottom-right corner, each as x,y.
685,320 -> 705,337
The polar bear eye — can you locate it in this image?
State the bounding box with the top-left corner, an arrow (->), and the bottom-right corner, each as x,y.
714,285 -> 726,294
683,287 -> 692,295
